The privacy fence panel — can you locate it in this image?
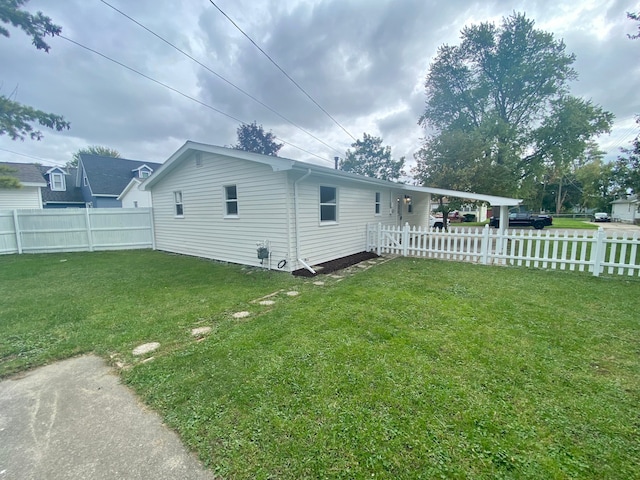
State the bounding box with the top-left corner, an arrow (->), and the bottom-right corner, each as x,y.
0,208 -> 154,255
367,223 -> 640,278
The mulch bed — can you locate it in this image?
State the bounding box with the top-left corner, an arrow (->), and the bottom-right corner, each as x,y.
292,251 -> 379,277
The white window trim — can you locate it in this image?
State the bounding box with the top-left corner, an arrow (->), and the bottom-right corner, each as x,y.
50,172 -> 65,191
174,191 -> 184,218
375,192 -> 381,216
319,185 -> 338,224
224,185 -> 239,218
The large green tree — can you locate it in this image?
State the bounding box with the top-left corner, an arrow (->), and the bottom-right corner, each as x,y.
234,121 -> 283,156
340,133 -> 405,181
612,133 -> 640,195
0,0 -> 70,140
69,145 -> 121,167
414,12 -> 613,201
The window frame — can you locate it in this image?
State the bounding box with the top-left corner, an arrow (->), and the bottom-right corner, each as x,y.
375,192 -> 381,215
174,191 -> 184,217
224,185 -> 239,218
50,172 -> 65,191
319,185 -> 338,224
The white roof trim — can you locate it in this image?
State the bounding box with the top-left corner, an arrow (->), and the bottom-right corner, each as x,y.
45,166 -> 68,175
142,141 -> 522,206
117,178 -> 142,200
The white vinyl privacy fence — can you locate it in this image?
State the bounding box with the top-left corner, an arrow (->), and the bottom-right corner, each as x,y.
367,223 -> 640,277
0,208 -> 154,255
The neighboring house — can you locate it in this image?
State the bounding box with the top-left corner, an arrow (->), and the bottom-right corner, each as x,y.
0,162 -> 46,210
611,195 -> 639,224
143,141 -> 521,273
39,166 -> 85,208
77,154 -> 161,208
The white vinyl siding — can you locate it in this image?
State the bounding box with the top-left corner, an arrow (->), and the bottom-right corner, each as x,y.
151,154 -> 291,269
291,177 -> 401,268
0,187 -> 42,209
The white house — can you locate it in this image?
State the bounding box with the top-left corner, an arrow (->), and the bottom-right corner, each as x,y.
0,162 -> 46,209
143,142 -> 521,273
117,178 -> 154,208
611,196 -> 639,224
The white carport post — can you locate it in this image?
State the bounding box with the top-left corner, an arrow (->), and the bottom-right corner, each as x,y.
426,193 -> 431,225
495,204 -> 510,259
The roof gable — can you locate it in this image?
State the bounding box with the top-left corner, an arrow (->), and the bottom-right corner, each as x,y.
80,154 -> 162,196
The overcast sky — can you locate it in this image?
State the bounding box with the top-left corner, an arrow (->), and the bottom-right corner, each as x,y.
1,0 -> 638,174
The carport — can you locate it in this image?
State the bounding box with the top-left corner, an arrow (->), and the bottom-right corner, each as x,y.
400,185 -> 522,233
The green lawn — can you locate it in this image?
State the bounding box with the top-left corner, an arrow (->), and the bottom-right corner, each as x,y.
1,250 -> 639,479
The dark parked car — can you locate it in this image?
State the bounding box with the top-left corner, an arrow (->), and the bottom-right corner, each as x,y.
593,212 -> 611,222
489,211 -> 553,230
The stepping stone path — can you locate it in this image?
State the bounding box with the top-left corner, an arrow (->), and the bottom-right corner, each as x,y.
286,291 -> 299,296
259,300 -> 275,305
132,342 -> 160,356
233,311 -> 251,319
313,281 -> 325,286
191,326 -> 212,337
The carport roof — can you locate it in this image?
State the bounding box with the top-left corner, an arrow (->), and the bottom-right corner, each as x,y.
400,185 -> 522,207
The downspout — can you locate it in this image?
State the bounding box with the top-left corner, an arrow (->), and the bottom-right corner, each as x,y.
294,169 -> 316,274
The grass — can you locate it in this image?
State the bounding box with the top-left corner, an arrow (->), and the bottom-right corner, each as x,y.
1,250 -> 639,479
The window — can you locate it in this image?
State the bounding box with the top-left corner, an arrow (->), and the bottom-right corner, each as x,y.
139,169 -> 150,178
174,191 -> 184,217
133,201 -> 138,208
320,186 -> 337,222
375,192 -> 381,215
224,185 -> 238,216
195,152 -> 203,168
50,172 -> 65,191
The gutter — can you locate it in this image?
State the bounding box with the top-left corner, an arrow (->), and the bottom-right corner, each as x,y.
293,169 -> 315,274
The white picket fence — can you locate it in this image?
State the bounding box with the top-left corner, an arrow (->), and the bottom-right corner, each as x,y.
0,208 -> 154,255
366,223 -> 640,277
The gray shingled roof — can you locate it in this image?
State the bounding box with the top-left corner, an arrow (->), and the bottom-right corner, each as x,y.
39,166 -> 85,204
0,162 -> 47,186
80,154 -> 162,196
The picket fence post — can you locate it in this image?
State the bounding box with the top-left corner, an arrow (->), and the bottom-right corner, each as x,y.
480,224 -> 490,265
377,223 -> 382,255
592,228 -> 606,277
402,223 -> 409,257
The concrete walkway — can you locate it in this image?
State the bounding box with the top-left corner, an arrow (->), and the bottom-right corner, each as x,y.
0,355 -> 216,480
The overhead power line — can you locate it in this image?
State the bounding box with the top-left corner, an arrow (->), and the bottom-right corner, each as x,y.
0,147 -> 67,166
208,0 -> 357,142
99,0 -> 343,156
59,35 -> 333,164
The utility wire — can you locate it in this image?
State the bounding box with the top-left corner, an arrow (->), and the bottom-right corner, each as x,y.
99,0 -> 343,156
208,0 -> 357,142
0,147 -> 67,166
60,35 -> 332,164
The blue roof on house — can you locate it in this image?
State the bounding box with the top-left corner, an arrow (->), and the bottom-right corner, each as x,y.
38,166 -> 85,204
80,154 -> 162,196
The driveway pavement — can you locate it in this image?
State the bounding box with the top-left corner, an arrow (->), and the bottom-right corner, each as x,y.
0,355 -> 216,480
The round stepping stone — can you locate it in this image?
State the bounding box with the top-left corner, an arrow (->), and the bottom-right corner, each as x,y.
286,291 -> 299,296
259,300 -> 275,305
233,311 -> 251,319
132,342 -> 160,356
313,281 -> 325,286
191,326 -> 212,337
